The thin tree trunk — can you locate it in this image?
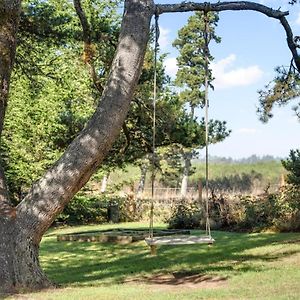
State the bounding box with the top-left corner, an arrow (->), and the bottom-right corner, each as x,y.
180,152 -> 192,198
136,163 -> 148,197
0,0 -> 21,214
100,172 -> 110,193
180,102 -> 194,199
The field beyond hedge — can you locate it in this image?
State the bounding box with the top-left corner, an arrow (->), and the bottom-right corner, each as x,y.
109,160 -> 285,193
7,222 -> 300,300
192,160 -> 285,185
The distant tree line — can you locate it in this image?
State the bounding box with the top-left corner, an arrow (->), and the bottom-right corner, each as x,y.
194,154 -> 281,164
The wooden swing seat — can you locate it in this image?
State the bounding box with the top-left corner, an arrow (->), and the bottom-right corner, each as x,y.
145,235 -> 214,246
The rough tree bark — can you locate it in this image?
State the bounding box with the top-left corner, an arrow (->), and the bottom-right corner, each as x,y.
0,0 -> 299,294
0,1 -> 22,292
0,1 -> 21,211
0,0 -> 155,292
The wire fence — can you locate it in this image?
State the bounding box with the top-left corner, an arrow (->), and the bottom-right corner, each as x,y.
139,184 -> 282,201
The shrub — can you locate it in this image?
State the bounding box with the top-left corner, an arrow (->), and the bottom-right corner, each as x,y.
56,194 -> 144,225
273,185 -> 300,231
203,186 -> 300,232
118,195 -> 143,222
239,193 -> 278,230
208,193 -> 243,229
56,195 -> 108,225
167,200 -> 202,229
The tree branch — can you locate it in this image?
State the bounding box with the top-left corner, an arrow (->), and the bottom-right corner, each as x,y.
280,16 -> 300,71
156,1 -> 300,72
156,1 -> 288,18
73,0 -> 103,94
121,123 -> 131,153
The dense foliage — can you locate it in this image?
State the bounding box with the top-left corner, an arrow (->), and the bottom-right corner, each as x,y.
167,201 -> 202,229
2,52 -> 95,201
166,186 -> 300,232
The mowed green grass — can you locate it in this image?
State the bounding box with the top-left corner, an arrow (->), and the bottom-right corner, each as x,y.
10,222 -> 300,300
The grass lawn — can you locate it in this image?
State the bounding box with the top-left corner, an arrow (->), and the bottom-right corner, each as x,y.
7,222 -> 300,300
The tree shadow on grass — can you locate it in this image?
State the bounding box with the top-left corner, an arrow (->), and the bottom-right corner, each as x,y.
40,229 -> 300,286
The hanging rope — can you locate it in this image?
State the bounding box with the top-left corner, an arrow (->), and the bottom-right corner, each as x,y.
149,11 -> 212,242
149,13 -> 160,239
203,11 -> 211,238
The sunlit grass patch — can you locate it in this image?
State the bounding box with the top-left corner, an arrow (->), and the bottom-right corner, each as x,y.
10,223 -> 299,299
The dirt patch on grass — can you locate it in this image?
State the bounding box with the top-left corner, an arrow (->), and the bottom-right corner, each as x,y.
284,239 -> 300,244
125,271 -> 228,291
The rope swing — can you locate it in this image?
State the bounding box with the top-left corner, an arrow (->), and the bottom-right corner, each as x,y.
146,12 -> 214,254
148,13 -> 160,240
204,11 -> 211,238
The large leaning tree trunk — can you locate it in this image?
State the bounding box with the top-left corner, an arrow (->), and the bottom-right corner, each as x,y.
1,0 -> 299,294
0,0 -> 155,292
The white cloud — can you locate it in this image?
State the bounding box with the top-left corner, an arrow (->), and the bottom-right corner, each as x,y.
211,54 -> 264,89
288,116 -> 300,124
164,57 -> 178,78
236,128 -> 259,135
158,26 -> 171,50
296,12 -> 300,25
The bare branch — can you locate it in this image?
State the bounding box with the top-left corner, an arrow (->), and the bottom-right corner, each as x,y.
280,16 -> 300,72
73,0 -> 92,45
121,123 -> 131,153
156,1 -> 300,73
156,1 -> 289,18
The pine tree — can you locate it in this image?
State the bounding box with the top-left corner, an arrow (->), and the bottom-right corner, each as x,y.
174,12 -> 220,114
282,149 -> 300,185
173,12 -> 225,197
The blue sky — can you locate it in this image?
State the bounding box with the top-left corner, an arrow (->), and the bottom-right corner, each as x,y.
153,0 -> 300,159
